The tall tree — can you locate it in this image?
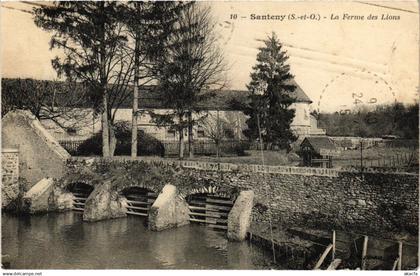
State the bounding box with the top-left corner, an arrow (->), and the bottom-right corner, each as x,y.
121,2 -> 185,158
151,3 -> 227,159
244,32 -> 297,150
34,1 -> 133,157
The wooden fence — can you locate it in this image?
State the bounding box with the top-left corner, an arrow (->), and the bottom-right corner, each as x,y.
343,152 -> 419,172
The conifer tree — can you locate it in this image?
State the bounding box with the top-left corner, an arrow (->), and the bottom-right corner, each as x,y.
244,33 -> 297,150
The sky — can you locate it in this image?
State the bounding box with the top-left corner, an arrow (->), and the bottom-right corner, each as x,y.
1,1 -> 419,113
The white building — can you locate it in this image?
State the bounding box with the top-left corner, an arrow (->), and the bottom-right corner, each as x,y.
40,80 -> 325,141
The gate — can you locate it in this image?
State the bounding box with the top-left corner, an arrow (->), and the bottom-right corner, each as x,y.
68,183 -> 94,212
186,193 -> 235,230
122,187 -> 158,217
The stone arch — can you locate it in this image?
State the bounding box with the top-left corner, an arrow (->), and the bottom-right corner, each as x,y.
178,185 -> 236,201
115,182 -> 160,195
65,181 -> 95,193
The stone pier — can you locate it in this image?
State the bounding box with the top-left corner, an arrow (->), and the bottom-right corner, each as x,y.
227,190 -> 254,241
83,180 -> 127,222
22,178 -> 54,214
148,184 -> 190,231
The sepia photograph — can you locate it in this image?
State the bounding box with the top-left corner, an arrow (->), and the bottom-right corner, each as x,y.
0,0 -> 418,272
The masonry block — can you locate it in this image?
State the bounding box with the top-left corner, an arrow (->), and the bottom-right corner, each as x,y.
149,184 -> 190,231
48,185 -> 74,212
83,181 -> 127,222
228,190 -> 254,241
22,178 -> 54,214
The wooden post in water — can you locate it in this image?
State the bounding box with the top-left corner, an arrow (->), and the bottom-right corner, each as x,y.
361,235 -> 368,270
398,241 -> 403,270
332,230 -> 336,261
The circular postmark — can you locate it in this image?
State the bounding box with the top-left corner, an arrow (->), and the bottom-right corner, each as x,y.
316,68 -> 398,132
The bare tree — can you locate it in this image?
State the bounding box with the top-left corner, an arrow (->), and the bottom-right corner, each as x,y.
200,111 -> 235,158
1,78 -> 92,130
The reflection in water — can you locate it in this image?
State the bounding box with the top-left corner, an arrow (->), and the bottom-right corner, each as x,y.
2,212 -> 281,269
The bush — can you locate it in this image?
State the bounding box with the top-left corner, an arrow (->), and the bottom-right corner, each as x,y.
216,140 -> 249,156
76,121 -> 165,156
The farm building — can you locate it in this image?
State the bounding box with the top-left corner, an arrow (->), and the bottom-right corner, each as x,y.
36,79 -> 326,142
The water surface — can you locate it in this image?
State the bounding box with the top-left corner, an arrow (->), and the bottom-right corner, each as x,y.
2,212 -> 279,269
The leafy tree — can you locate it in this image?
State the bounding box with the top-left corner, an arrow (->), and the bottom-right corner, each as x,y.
244,32 -> 297,150
34,1 -> 133,157
150,3 -> 227,159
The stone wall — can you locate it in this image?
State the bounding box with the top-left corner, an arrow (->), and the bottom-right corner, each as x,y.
1,148 -> 20,207
161,164 -> 418,235
188,170 -> 418,236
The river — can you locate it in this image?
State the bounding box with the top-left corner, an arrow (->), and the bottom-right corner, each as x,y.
2,212 -> 280,269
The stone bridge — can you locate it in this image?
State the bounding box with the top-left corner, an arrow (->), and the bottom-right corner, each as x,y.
21,158 -> 254,241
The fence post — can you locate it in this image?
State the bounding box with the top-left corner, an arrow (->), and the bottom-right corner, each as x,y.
332,230 -> 336,261
398,241 -> 403,270
361,235 -> 368,270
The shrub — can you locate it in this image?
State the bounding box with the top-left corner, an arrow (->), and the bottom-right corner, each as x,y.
218,140 -> 249,156
76,121 -> 165,156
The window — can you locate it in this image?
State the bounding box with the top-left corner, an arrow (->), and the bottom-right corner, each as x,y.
66,127 -> 77,136
166,129 -> 176,140
197,126 -> 205,138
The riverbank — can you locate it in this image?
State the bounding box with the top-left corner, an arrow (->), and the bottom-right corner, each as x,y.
247,222 -> 320,269
247,221 -> 419,270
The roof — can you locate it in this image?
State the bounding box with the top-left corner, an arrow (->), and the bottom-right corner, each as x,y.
2,78 -> 312,111
132,79 -> 312,110
134,87 -> 250,111
301,136 -> 340,156
286,79 -> 312,103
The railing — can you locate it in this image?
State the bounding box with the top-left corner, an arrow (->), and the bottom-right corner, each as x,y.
161,140 -> 250,156
59,138 -> 86,155
59,138 -> 251,157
